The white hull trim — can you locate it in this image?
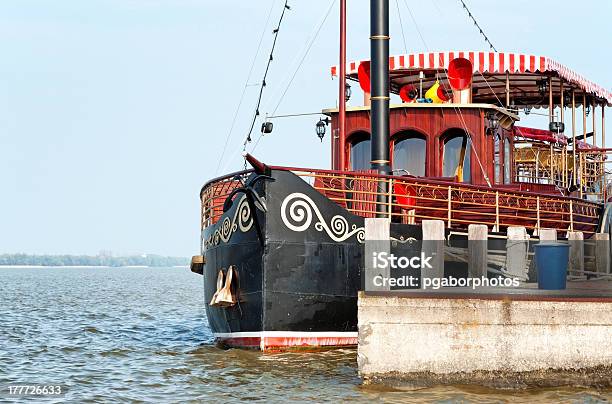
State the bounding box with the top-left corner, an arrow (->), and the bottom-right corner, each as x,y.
213,331 -> 358,350
213,331 -> 358,338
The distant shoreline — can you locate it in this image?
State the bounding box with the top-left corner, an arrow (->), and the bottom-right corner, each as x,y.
0,254 -> 189,267
0,265 -> 188,268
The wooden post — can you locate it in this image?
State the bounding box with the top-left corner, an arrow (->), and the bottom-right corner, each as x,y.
495,191 -> 500,232
468,224 -> 488,278
572,90 -> 576,186
592,101 -> 597,147
580,152 -> 584,199
447,186 -> 452,228
603,105 -> 606,200
549,144 -> 554,183
505,226 -> 529,281
569,199 -> 574,232
421,220 -> 445,289
583,94 -> 587,146
560,80 -> 564,123
567,231 -> 584,276
603,105 -> 606,149
387,178 -> 393,219
365,218 -> 391,291
536,196 -> 541,235
563,146 -> 567,188
548,76 -> 554,123
594,233 -> 611,274
505,71 -> 510,107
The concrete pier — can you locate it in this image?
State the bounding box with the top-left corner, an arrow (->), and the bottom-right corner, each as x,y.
359,219 -> 612,388
358,288 -> 612,388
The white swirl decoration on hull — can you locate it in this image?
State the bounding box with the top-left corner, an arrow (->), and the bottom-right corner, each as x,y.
205,195 -> 253,247
280,193 -> 365,243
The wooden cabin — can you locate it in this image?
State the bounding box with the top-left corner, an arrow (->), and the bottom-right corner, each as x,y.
325,103 -> 517,188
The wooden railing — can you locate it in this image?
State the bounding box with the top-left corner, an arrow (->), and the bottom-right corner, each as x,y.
200,170 -> 253,229
200,167 -> 601,236
578,148 -> 611,201
513,143 -> 570,189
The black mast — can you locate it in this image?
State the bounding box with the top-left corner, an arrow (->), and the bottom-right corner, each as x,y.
370,0 -> 390,216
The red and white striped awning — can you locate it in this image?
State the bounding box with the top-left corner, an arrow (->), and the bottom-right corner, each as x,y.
331,51 -> 612,104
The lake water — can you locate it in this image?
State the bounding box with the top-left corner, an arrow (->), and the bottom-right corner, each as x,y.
1,266 -> 610,403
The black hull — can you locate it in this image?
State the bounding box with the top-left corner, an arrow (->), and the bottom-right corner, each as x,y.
202,169 -> 423,350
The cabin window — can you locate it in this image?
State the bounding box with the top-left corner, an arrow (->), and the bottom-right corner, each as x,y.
349,134 -> 371,171
442,132 -> 471,182
393,135 -> 426,176
504,137 -> 511,183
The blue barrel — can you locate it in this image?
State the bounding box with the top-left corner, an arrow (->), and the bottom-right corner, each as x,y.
533,243 -> 570,290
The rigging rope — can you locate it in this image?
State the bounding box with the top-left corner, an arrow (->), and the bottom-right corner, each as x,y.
395,0 -> 408,54
242,0 -> 291,151
457,1 -> 505,107
250,0 -> 336,154
458,0 -> 497,52
401,0 -> 428,50
214,0 -> 277,175
401,0 -> 492,186
269,0 -> 336,116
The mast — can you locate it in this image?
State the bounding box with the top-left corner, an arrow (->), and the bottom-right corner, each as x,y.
370,0 -> 391,216
338,0 -> 347,171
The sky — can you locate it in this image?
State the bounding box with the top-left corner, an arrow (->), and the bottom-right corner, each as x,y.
1,0 -> 610,257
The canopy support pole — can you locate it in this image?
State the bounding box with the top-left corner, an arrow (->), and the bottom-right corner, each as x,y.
603,105 -> 606,149
548,77 -> 554,123
583,94 -> 587,144
603,105 -> 607,200
505,72 -> 510,107
592,100 -> 597,147
560,80 -> 565,188
560,81 -> 564,123
572,90 -> 576,187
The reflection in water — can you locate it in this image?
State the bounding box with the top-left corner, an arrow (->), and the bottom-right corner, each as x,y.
1,267 -> 610,403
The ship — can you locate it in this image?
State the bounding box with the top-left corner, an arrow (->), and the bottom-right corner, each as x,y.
191,0 -> 612,351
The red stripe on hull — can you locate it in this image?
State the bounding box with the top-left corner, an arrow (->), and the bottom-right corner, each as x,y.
216,335 -> 358,351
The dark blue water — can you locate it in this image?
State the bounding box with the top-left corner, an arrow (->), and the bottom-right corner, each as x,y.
1,267 -> 610,403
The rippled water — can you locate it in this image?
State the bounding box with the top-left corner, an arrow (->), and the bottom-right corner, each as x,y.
1,267 -> 610,403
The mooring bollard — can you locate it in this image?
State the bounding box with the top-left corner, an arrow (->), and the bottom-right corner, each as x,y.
421,220 -> 445,289
468,224 -> 488,278
567,231 -> 585,276
505,226 -> 528,280
364,218 -> 391,291
594,233 -> 611,274
539,228 -> 558,242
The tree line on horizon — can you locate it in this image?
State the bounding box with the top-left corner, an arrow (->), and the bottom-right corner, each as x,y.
0,253 -> 189,267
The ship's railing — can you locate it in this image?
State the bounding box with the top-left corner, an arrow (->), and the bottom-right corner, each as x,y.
282,167 -> 600,237
200,170 -> 253,229
513,142 -> 570,189
578,148 -> 611,201
200,166 -> 601,237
